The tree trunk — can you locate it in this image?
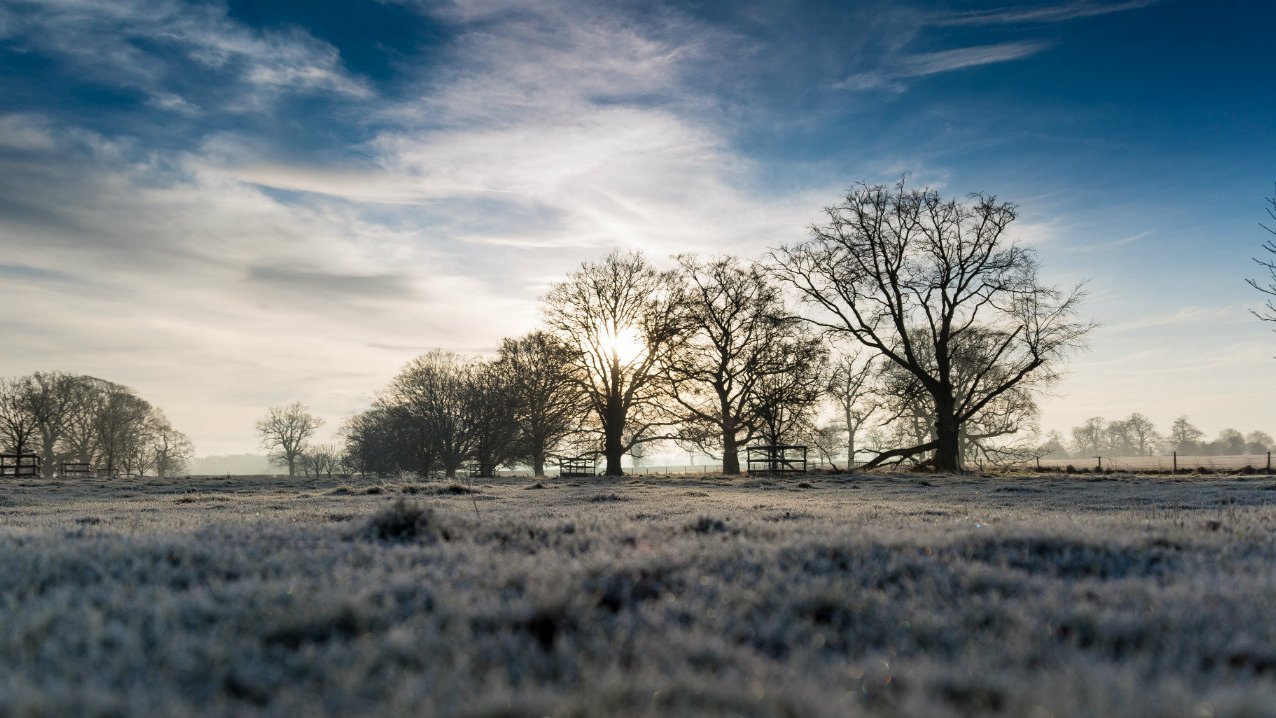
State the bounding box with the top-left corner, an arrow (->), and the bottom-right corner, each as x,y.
603,430 -> 624,476
722,432 -> 740,475
933,395 -> 962,473
532,450 -> 545,478
602,389 -> 625,476
40,434 -> 56,478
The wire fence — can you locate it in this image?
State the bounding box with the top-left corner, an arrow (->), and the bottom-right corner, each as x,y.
1023,453 -> 1274,473
184,454 -> 1273,480
490,460 -> 853,478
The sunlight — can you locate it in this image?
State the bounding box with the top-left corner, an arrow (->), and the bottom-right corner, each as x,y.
596,323 -> 648,366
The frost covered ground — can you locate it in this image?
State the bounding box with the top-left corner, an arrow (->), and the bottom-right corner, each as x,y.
2,471 -> 1276,717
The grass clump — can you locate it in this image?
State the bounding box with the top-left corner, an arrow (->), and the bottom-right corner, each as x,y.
688,516 -> 732,534
360,498 -> 454,543
588,492 -> 631,503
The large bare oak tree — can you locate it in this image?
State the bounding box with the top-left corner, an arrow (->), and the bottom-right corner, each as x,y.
543,251 -> 687,476
772,179 -> 1092,472
669,255 -> 826,474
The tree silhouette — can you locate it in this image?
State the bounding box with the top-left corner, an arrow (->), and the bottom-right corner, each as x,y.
1071,417 -> 1106,457
151,415 -> 194,478
27,372 -> 83,478
543,251 -> 687,476
1168,416 -> 1204,454
1124,412 -> 1160,455
825,349 -> 878,470
387,350 -> 482,480
0,376 -> 42,457
873,326 -> 1040,466
255,402 -> 323,477
669,255 -> 824,474
496,332 -> 582,477
467,360 -> 520,477
343,404 -> 431,478
773,179 -> 1092,472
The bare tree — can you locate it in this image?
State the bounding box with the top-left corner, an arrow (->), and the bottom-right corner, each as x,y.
1168,416 -> 1204,454
1124,412 -> 1160,456
751,344 -> 828,447
151,417 -> 194,478
1245,430 -> 1274,453
957,385 -> 1040,466
826,349 -> 877,469
343,404 -> 431,478
59,376 -> 112,467
468,360 -> 520,477
1071,417 -> 1106,458
300,443 -> 341,478
0,376 -> 42,457
388,350 -> 488,479
1213,428 -> 1246,456
1104,419 -> 1133,456
669,255 -> 825,474
496,331 -> 582,477
871,327 -> 1040,467
0,372 -> 85,474
806,422 -> 845,471
1038,430 -> 1068,459
28,371 -> 83,477
773,179 -> 1092,471
95,385 -> 153,476
1248,187 -> 1276,325
255,402 -> 323,477
542,251 -> 687,476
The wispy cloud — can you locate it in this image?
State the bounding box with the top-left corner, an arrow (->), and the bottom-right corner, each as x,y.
2,0 -> 370,112
1059,230 -> 1151,252
835,0 -> 1154,94
935,0 -> 1158,27
837,40 -> 1050,91
0,114 -> 59,151
903,41 -> 1050,76
1100,305 -> 1249,333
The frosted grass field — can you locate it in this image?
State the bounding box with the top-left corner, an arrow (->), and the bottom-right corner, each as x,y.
2,471 -> 1276,717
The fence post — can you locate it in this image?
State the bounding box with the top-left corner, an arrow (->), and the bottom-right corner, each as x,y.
1095,456 -> 1102,471
1268,451 -> 1272,473
1173,451 -> 1177,475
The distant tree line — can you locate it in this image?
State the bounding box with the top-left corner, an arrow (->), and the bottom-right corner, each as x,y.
326,180 -> 1091,476
0,371 -> 193,477
1037,414 -> 1274,459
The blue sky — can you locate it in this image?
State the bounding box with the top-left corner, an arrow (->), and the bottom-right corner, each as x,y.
1,0 -> 1273,456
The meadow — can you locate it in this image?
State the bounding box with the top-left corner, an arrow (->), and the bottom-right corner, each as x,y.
2,471 -> 1275,717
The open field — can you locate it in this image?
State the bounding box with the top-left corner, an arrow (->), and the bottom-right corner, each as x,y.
3,472 -> 1276,717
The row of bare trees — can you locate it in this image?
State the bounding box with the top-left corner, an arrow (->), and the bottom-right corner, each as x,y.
1044,414 -> 1274,459
0,371 -> 193,477
335,253 -> 832,478
331,180 -> 1090,476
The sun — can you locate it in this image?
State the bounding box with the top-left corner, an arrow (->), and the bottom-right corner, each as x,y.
596,323 -> 648,366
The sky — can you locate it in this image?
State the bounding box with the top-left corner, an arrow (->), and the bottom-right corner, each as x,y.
1,0 -> 1274,458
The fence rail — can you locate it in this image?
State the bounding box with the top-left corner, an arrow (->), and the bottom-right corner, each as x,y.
1025,453 -> 1273,473
489,461 -> 849,478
